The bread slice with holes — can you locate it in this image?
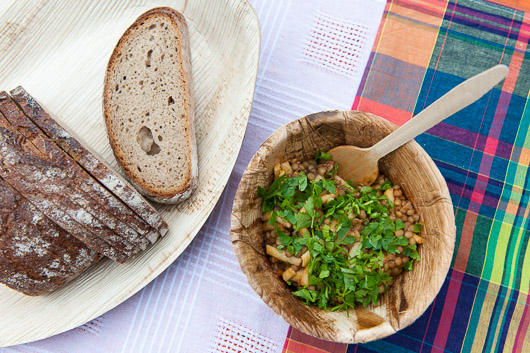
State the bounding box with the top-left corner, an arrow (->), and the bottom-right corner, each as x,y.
103,7 -> 198,204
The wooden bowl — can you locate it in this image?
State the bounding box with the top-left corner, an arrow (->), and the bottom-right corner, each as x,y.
230,110 -> 456,343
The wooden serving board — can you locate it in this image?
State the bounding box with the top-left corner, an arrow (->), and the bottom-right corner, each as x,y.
0,0 -> 260,346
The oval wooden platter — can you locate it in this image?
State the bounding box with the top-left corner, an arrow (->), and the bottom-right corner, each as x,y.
231,111 -> 456,343
0,0 -> 260,347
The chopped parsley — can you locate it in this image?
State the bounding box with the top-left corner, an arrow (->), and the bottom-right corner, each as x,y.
259,159 -> 422,311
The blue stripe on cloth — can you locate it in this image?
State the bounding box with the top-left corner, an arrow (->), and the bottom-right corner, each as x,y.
442,11 -> 520,41
415,135 -> 474,172
356,339 -> 419,353
414,70 -> 502,135
347,344 -> 379,353
444,273 -> 481,352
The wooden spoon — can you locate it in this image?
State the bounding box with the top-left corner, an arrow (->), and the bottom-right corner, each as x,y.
329,64 -> 509,185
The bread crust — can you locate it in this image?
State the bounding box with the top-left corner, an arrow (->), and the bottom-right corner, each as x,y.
2,93 -> 150,251
103,7 -> 198,204
11,86 -> 167,238
0,178 -> 101,296
0,124 -> 129,263
0,96 -> 145,257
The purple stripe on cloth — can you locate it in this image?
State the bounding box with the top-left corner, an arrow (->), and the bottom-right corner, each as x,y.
475,133 -> 490,153
436,159 -> 504,188
426,123 -> 513,159
393,0 -> 446,18
362,54 -> 426,112
443,13 -> 519,40
356,50 -> 377,102
449,2 -> 521,29
434,159 -> 504,211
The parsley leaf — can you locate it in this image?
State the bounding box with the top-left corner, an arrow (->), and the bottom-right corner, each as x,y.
320,179 -> 337,195
293,288 -> 318,302
315,151 -> 332,163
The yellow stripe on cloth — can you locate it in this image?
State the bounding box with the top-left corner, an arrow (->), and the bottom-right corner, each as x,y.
503,291 -> 530,352
470,282 -> 502,353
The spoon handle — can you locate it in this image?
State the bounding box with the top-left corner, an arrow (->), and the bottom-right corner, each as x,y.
371,64 -> 509,159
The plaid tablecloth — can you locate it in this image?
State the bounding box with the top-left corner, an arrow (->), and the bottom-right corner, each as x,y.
285,0 -> 530,352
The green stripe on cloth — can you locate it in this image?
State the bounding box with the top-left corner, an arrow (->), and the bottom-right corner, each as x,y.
466,213 -> 493,276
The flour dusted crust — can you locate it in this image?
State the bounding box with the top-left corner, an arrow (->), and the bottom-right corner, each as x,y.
103,7 -> 198,204
11,86 -> 168,237
0,130 -> 129,263
0,94 -> 150,251
0,105 -> 143,262
0,179 -> 100,296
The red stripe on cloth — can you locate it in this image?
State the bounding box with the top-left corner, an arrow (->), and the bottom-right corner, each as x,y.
513,288 -> 530,352
484,136 -> 500,156
352,97 -> 412,126
432,270 -> 465,350
453,211 -> 478,272
393,0 -> 448,18
283,327 -> 348,353
487,19 -> 527,141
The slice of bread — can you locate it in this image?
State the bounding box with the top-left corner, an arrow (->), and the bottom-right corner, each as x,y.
103,7 -> 198,204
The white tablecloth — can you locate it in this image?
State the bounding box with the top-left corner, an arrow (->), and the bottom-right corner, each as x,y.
2,0 -> 385,352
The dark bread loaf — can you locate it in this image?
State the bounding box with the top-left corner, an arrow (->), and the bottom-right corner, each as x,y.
0,124 -> 131,263
0,177 -> 101,296
0,122 -> 139,258
103,7 -> 198,204
0,93 -> 150,251
0,86 -> 171,295
12,86 -> 168,238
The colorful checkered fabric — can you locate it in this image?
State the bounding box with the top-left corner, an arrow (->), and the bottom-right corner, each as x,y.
284,0 -> 530,352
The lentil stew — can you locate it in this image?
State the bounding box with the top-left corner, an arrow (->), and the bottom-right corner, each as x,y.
258,151 -> 423,311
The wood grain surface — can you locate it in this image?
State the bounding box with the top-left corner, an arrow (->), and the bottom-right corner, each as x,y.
0,0 -> 259,346
231,111 -> 456,343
